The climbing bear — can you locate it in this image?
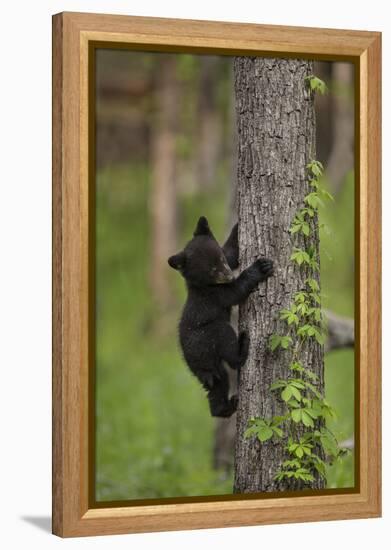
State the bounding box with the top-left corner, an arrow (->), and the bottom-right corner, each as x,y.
168,216 -> 274,417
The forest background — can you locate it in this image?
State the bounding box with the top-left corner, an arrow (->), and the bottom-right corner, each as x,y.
94,50 -> 355,501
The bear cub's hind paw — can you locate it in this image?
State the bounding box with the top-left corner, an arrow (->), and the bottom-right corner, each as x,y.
229,394 -> 238,413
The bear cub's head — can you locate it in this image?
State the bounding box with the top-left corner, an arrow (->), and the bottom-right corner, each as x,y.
168,216 -> 234,287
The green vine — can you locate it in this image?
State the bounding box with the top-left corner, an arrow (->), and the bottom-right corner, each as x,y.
244,112 -> 350,485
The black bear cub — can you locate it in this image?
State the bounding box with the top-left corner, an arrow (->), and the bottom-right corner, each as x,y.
168,216 -> 274,418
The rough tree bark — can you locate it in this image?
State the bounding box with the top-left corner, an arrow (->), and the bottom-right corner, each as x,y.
233,57 -> 325,493
149,55 -> 179,312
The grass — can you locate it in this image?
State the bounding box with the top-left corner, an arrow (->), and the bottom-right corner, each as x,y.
95,163 -> 355,501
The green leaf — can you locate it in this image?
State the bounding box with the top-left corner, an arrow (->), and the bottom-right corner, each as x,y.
244,426 -> 258,438
309,178 -> 319,189
297,470 -> 315,482
290,223 -> 301,234
296,302 -> 308,316
272,415 -> 288,425
313,308 -> 322,322
307,371 -> 319,382
320,188 -> 334,201
269,335 -> 282,351
290,248 -> 310,266
289,361 -> 304,373
281,336 -> 292,349
282,459 -> 301,469
310,292 -> 321,304
305,192 -> 324,209
311,399 -> 324,415
290,386 -> 302,401
301,410 -> 315,427
322,400 -> 338,419
311,163 -> 322,177
289,380 -> 306,389
291,409 -> 302,423
302,207 -> 315,218
317,428 -> 340,457
281,386 -> 293,402
301,432 -> 314,443
287,398 -> 301,408
304,381 -> 322,399
296,447 -> 304,458
270,380 -> 286,390
258,426 -> 274,442
303,445 -> 312,456
272,426 -> 284,438
290,219 -> 310,236
297,324 -> 311,337
313,460 -> 326,478
294,291 -> 307,303
269,334 -> 292,351
305,407 -> 320,419
305,76 -> 328,95
280,309 -> 299,326
314,329 -> 326,345
307,159 -> 324,172
306,278 -> 319,292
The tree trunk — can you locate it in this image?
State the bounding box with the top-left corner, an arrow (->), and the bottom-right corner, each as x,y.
233,57 -> 325,493
149,55 -> 179,312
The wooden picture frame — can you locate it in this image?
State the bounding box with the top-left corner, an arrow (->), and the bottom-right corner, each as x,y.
52,11 -> 381,537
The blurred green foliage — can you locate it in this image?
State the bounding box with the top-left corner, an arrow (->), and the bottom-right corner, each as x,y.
95,164 -> 233,501
320,171 -> 355,487
95,163 -> 355,501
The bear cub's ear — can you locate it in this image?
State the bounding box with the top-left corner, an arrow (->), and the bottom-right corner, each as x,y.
194,216 -> 212,237
168,251 -> 186,271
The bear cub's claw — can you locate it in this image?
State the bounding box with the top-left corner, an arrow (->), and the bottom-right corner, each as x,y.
254,258 -> 274,280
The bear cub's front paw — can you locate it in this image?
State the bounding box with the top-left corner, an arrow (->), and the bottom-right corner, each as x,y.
253,258 -> 274,280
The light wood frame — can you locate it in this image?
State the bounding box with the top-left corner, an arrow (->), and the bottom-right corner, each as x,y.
52,11 -> 381,537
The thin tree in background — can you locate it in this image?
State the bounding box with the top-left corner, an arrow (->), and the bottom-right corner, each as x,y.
326,63 -> 354,193
196,56 -> 221,188
233,57 -> 325,492
149,55 -> 179,313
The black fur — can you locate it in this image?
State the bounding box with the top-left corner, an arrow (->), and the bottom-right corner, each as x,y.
168,216 -> 274,417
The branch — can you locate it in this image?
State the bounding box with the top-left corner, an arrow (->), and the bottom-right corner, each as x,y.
325,310 -> 354,353
339,436 -> 354,450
